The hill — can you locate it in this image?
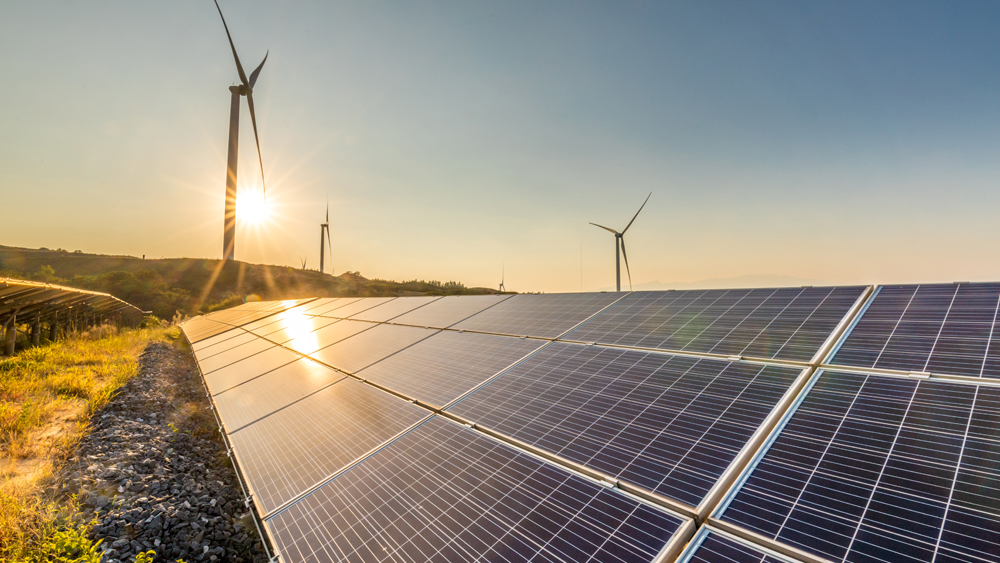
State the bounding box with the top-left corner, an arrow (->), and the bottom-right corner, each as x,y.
0,245 -> 497,319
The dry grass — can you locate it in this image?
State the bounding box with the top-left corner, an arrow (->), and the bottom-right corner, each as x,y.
0,324 -> 173,562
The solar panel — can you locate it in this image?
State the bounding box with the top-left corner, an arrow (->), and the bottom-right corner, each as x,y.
716,369 -> 1000,563
190,326 -> 246,350
356,330 -> 547,407
309,324 -> 439,374
451,292 -> 623,338
265,416 -> 686,563
388,294 -> 513,329
182,318 -> 236,343
677,528 -> 794,563
300,298 -> 364,317
212,358 -> 345,432
204,345 -> 302,395
448,342 -> 805,508
228,378 -> 429,516
196,337 -> 275,374
284,320 -> 374,356
192,331 -> 257,360
565,287 -> 867,363
348,295 -> 442,322
828,282 -> 1000,378
255,317 -> 340,345
315,297 -> 396,319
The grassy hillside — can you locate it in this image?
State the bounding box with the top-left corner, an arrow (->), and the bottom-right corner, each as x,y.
0,245 -> 497,319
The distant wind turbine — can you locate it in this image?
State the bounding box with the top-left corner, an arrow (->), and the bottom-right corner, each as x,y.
214,0 -> 268,260
300,257 -> 307,269
590,192 -> 651,292
319,199 -> 333,275
499,263 -> 506,293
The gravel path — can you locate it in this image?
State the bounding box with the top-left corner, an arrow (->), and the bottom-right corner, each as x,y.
58,340 -> 269,563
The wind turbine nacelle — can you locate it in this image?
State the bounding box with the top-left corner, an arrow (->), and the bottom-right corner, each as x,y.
229,85 -> 251,96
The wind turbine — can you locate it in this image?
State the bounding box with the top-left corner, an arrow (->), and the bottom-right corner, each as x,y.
498,263 -> 506,293
300,257 -> 308,269
590,192 -> 651,292
319,199 -> 333,274
214,0 -> 268,260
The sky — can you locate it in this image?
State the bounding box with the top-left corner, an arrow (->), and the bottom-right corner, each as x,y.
3,1 -> 1000,293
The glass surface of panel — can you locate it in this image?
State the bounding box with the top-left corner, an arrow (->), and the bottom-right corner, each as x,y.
284,319 -> 373,356
830,283 -> 1000,378
451,292 -> 622,338
266,416 -> 684,563
314,297 -> 395,319
449,342 -> 803,506
309,324 -> 438,374
228,378 -> 429,515
213,359 -> 345,432
719,370 -> 1000,563
190,328 -> 248,352
678,530 -> 789,563
357,331 -> 546,407
193,331 -> 259,361
204,346 -> 302,395
197,337 -> 275,374
566,286 -> 866,362
389,294 -> 513,328
299,297 -> 363,317
348,295 -> 441,322
256,317 -> 339,345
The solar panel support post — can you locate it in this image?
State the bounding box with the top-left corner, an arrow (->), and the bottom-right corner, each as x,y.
49,312 -> 58,342
3,309 -> 16,356
30,312 -> 40,346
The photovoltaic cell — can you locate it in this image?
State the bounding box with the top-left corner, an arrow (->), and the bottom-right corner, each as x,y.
356,331 -> 546,407
229,378 -> 429,516
300,298 -> 363,317
678,529 -> 789,563
192,331 -> 257,360
204,346 -> 302,395
451,292 -> 623,338
718,370 -> 1000,563
212,358 -> 345,432
316,297 -> 396,319
349,296 -> 441,322
182,318 -> 236,343
388,294 -> 512,329
284,320 -> 373,356
448,342 -> 803,507
266,416 -> 684,563
197,337 -> 275,374
565,287 -> 867,362
255,317 -> 340,345
310,324 -> 439,374
829,283 -> 1000,378
190,327 -> 245,351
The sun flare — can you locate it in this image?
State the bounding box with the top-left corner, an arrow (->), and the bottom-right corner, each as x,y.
237,189 -> 268,226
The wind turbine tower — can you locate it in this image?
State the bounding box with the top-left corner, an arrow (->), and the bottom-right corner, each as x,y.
590,192 -> 651,292
320,200 -> 333,274
214,0 -> 268,260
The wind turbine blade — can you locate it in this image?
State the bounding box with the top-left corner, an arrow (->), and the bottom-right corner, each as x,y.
213,0 -> 249,86
589,222 -> 618,235
622,192 -> 651,234
325,197 -> 329,224
620,238 -> 633,291
245,91 -> 266,197
248,51 -> 268,87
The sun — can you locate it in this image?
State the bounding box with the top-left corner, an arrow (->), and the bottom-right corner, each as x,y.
237,189 -> 267,225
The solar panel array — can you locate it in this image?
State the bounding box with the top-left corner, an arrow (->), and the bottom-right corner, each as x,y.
179,283 -> 1000,563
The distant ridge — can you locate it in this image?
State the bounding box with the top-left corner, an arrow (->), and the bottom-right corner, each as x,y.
0,245 -> 494,319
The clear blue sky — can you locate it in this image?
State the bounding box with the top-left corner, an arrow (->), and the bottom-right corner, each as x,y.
3,1 -> 1000,291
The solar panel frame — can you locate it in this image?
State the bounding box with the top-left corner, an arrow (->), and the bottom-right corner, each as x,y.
355,330 -> 549,408
826,283 -> 1000,379
713,368 -> 1000,563
675,526 -> 819,563
450,292 -> 626,339
388,294 -> 515,329
563,287 -> 870,364
228,377 -> 431,517
263,415 -> 693,563
447,342 -> 811,515
212,358 -> 346,432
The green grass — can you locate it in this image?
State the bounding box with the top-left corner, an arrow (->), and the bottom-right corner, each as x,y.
0,325 -> 173,562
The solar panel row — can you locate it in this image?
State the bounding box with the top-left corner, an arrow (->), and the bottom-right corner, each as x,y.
179,284 -> 1000,563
